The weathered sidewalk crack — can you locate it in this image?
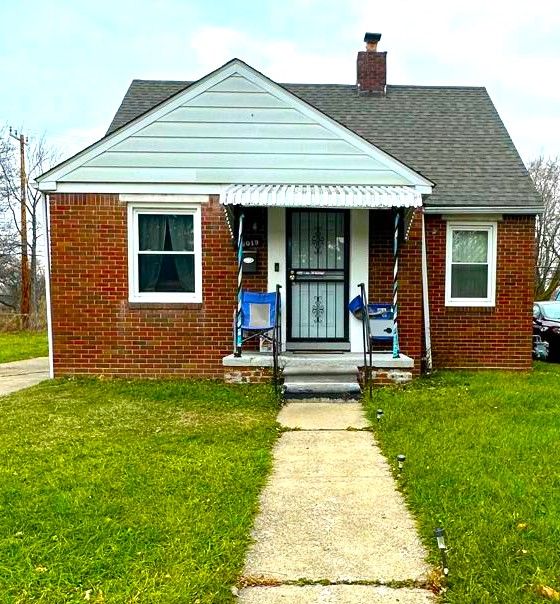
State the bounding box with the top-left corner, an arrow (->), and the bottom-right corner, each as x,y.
237,575 -> 439,592
280,427 -> 374,432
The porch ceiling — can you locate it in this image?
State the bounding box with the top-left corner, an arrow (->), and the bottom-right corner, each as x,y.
221,184 -> 422,209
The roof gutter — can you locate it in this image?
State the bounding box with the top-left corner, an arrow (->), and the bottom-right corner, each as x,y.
42,192 -> 54,379
33,180 -> 57,192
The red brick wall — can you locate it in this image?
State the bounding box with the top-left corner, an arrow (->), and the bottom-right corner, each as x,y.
48,195 -> 534,377
240,207 -> 268,293
237,207 -> 268,351
49,193 -> 246,377
369,210 -> 393,302
369,210 -> 423,372
399,212 -> 423,372
426,215 -> 535,369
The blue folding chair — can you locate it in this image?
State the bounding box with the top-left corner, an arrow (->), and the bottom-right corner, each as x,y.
238,291 -> 280,349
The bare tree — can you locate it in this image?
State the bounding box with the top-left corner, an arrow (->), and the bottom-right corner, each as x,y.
0,225 -> 20,310
530,156 -> 560,300
0,126 -> 58,320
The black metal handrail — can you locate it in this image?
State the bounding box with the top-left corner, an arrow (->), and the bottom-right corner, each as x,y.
272,284 -> 282,396
358,282 -> 373,397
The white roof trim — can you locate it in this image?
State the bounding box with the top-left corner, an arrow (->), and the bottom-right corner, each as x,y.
37,183 -> 228,194
221,184 -> 422,209
35,58 -> 433,191
424,205 -> 542,215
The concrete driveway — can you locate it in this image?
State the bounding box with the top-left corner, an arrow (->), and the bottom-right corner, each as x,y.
0,357 -> 50,396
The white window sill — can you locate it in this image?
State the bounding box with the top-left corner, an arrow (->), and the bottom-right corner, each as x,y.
445,299 -> 495,308
129,295 -> 202,305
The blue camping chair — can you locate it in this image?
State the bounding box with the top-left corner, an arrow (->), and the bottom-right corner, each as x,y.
238,290 -> 280,350
234,287 -> 282,393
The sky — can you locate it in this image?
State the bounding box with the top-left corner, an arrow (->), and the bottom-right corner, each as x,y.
1,0 -> 559,168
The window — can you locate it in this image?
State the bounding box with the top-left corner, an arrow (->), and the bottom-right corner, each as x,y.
445,222 -> 497,307
128,205 -> 202,303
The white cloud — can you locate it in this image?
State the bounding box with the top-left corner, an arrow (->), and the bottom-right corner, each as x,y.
188,26 -> 352,83
49,126 -> 106,163
14,0 -> 556,163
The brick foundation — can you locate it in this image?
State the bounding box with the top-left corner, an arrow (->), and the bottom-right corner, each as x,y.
223,367 -> 274,384
359,366 -> 414,387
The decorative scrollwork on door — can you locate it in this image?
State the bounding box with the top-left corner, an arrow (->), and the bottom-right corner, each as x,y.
311,228 -> 325,255
311,296 -> 325,323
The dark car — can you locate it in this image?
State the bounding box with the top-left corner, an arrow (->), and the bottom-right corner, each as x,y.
533,302 -> 560,361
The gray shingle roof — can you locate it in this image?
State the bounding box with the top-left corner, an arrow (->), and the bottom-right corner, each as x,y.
106,79 -> 541,208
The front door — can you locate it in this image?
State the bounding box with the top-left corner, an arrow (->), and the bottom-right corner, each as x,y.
287,210 -> 349,349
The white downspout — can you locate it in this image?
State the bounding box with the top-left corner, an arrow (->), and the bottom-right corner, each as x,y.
43,193 -> 54,378
421,209 -> 433,372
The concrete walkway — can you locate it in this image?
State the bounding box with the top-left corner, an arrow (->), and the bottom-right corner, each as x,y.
0,357 -> 50,396
238,402 -> 435,603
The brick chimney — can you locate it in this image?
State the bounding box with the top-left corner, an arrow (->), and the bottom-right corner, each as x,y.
357,32 -> 386,94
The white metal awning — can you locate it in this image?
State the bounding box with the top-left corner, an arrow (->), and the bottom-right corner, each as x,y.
221,184 -> 422,209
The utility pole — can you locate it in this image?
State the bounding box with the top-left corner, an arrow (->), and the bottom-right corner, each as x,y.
9,128 -> 30,329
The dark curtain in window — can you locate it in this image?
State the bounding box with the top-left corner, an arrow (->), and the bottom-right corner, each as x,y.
451,230 -> 489,298
168,215 -> 195,292
139,215 -> 166,291
451,265 -> 488,298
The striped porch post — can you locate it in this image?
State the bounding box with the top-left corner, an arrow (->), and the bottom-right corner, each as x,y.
234,212 -> 244,357
392,208 -> 400,358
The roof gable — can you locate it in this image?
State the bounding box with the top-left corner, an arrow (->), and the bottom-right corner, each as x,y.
102,79 -> 542,211
36,59 -> 432,191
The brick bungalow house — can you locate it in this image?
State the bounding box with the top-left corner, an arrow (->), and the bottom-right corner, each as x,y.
35,34 -> 541,386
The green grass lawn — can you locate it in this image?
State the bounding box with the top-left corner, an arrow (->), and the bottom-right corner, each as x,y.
0,378 -> 279,603
0,331 -> 48,363
365,363 -> 560,603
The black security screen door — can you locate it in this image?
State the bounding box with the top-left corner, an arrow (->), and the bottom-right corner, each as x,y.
287,210 -> 349,345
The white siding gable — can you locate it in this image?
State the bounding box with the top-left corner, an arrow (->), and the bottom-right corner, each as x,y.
39,60 -> 433,191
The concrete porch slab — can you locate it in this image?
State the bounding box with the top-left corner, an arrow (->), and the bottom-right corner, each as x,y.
223,351 -> 414,369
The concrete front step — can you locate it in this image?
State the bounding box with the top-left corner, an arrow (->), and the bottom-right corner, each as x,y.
284,382 -> 361,400
283,364 -> 359,376
284,373 -> 358,384
284,398 -> 361,404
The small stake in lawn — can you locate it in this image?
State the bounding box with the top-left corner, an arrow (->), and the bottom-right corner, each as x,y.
396,454 -> 406,475
434,527 -> 449,576
376,409 -> 384,422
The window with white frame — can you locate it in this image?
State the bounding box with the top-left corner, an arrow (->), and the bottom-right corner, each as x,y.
128,205 -> 202,303
445,222 -> 497,307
